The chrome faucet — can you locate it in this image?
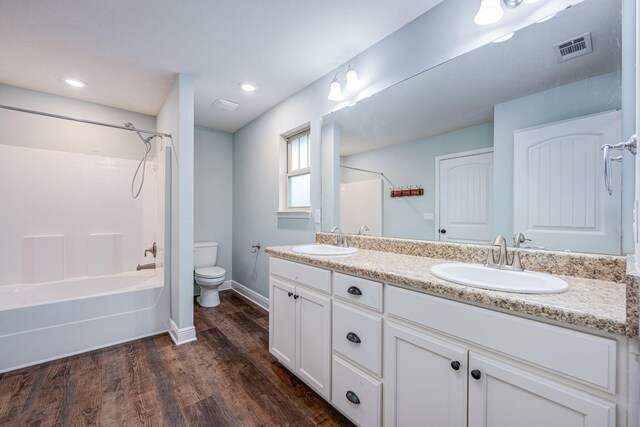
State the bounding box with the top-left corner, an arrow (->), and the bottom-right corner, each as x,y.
136,262 -> 156,271
144,242 -> 157,258
486,235 -> 508,268
511,232 -> 531,271
330,226 -> 348,247
358,225 -> 370,236
485,234 -> 527,271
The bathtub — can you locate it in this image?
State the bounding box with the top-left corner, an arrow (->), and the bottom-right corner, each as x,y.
0,271 -> 169,373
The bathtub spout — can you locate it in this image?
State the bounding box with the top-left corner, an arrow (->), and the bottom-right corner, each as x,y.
136,263 -> 156,271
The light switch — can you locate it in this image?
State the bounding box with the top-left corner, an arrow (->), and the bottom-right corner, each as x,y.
314,209 -> 322,224
423,212 -> 434,221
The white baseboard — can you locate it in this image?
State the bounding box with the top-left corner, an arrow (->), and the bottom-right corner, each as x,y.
169,318 -> 197,345
228,280 -> 269,311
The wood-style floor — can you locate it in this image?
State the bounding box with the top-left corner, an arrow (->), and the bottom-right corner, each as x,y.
0,291 -> 352,426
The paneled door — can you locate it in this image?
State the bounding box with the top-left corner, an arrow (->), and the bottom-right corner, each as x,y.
384,322 -> 468,427
468,353 -> 615,427
437,148 -> 494,244
513,110 -> 621,254
268,278 -> 296,371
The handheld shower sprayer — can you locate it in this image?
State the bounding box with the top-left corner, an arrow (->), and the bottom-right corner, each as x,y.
126,122 -> 159,199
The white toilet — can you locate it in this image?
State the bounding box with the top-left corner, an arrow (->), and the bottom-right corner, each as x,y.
194,242 -> 226,307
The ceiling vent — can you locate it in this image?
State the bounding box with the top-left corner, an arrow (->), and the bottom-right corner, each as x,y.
553,32 -> 593,63
213,98 -> 239,111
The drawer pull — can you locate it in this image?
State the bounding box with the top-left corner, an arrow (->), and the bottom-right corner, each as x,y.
346,332 -> 361,344
471,369 -> 482,380
345,390 -> 361,405
450,361 -> 460,371
347,286 -> 362,296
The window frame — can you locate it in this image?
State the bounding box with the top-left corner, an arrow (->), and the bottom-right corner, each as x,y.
285,129 -> 311,210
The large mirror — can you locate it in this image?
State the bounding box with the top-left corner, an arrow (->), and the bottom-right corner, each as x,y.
321,0 -> 629,255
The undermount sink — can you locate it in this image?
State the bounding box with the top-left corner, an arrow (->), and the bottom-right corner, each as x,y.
430,263 -> 569,294
292,244 -> 358,256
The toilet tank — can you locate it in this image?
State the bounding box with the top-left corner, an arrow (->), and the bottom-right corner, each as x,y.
194,242 -> 218,269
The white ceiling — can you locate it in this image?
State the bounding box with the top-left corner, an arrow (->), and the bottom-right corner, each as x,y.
0,0 -> 444,133
324,0 -> 621,156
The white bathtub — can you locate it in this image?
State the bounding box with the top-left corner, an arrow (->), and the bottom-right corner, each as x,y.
0,271 -> 169,373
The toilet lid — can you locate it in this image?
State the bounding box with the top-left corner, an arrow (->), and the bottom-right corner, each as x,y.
195,267 -> 226,278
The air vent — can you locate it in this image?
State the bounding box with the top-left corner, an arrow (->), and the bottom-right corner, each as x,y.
553,32 -> 593,63
213,98 -> 239,111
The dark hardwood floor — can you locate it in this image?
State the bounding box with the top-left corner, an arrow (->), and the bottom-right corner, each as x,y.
0,291 -> 353,426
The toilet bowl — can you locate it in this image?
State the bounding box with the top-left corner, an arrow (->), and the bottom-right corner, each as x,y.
194,242 -> 226,307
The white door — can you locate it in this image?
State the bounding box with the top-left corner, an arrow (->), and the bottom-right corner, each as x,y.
295,286 -> 332,400
437,149 -> 494,244
513,110 -> 621,254
384,322 -> 468,427
268,278 -> 296,370
468,353 -> 615,427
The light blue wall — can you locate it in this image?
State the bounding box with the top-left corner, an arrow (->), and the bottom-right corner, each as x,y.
194,126 -> 233,279
342,123 -> 493,241
231,0 -> 590,299
493,71 -> 624,245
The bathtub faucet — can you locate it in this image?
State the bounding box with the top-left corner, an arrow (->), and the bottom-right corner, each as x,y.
136,263 -> 156,271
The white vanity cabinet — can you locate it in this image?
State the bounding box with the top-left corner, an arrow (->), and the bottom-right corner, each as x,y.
269,259 -> 332,400
268,256 -> 629,427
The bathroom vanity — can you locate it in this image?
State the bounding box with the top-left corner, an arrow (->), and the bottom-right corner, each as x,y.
266,236 -> 638,427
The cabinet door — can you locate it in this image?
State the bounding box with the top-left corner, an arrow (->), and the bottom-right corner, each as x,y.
295,286 -> 332,399
269,278 -> 296,370
384,322 -> 467,427
468,353 -> 616,427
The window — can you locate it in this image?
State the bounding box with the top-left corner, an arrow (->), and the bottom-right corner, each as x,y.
286,130 -> 310,208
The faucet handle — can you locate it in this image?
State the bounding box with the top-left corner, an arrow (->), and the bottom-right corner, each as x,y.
144,242 -> 157,258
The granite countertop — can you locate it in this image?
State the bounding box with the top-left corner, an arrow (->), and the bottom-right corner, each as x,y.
266,245 -> 631,337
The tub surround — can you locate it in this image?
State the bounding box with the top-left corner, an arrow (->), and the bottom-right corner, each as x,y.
266,239 -> 636,338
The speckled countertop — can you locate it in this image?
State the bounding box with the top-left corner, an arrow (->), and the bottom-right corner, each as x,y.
266,245 -> 633,338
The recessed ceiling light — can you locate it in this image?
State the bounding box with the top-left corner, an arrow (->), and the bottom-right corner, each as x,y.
239,82 -> 257,92
493,32 -> 515,43
65,78 -> 87,88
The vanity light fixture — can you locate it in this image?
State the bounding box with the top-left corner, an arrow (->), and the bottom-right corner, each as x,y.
328,66 -> 360,101
475,0 -> 541,26
493,32 -> 515,43
65,78 -> 87,88
536,13 -> 557,23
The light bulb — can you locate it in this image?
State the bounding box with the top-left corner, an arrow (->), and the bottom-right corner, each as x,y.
493,32 -> 514,43
328,79 -> 342,101
345,67 -> 360,92
536,13 -> 557,23
474,0 -> 504,25
239,82 -> 257,92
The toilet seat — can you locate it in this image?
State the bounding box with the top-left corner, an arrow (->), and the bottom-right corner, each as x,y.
195,266 -> 226,279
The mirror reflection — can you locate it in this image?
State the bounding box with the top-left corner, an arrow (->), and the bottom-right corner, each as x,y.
321,0 -> 627,255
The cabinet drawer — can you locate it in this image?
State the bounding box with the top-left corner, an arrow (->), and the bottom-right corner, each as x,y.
332,356 -> 382,427
333,302 -> 383,376
386,286 -> 617,393
269,257 -> 331,294
334,272 -> 382,312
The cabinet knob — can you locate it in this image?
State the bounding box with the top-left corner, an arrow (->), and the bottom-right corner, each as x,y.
345,390 -> 360,405
347,286 -> 362,296
471,369 -> 482,380
346,332 -> 361,344
287,292 -> 293,297
450,361 -> 461,371
439,229 -> 447,234
293,294 -> 299,299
